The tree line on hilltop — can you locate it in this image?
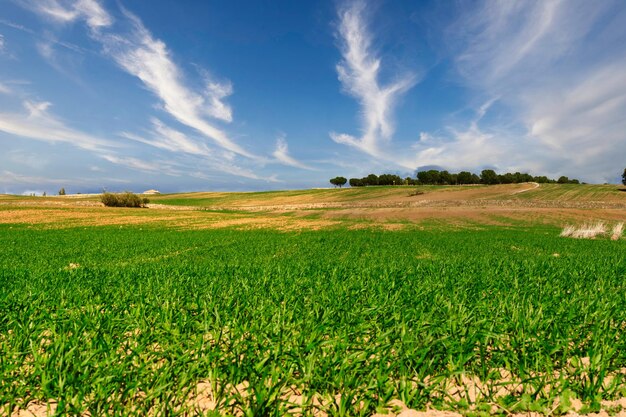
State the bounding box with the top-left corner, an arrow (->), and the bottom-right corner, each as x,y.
331,169 -> 582,188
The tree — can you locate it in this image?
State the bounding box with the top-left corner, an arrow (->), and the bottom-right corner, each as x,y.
622,168 -> 626,185
557,176 -> 569,184
378,174 -> 403,185
498,173 -> 515,184
58,188 -> 66,196
439,170 -> 452,185
457,171 -> 473,185
480,169 -> 499,185
330,176 -> 347,188
365,174 -> 379,186
417,170 -> 441,185
349,178 -> 363,187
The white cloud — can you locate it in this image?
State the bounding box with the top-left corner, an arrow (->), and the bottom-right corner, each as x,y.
100,154 -> 179,175
120,118 -> 211,156
14,0 -> 282,186
27,0 -> 112,30
0,34 -> 5,52
411,0 -> 626,182
118,119 -> 278,181
0,170 -> 72,186
0,100 -> 116,151
74,0 -> 112,29
0,19 -> 35,34
94,8 -> 253,158
272,135 -> 314,170
36,40 -> 53,59
330,1 -> 417,157
197,68 -> 234,122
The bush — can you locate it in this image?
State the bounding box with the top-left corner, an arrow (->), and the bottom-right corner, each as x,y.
101,192 -> 149,208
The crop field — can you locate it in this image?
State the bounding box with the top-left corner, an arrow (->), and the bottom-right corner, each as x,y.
1,184 -> 625,416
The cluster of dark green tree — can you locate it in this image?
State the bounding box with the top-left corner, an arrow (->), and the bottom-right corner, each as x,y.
334,169 -> 582,187
622,168 -> 626,185
415,169 -> 579,185
348,173 -> 407,187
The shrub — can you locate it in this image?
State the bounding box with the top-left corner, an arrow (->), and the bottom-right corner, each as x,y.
101,192 -> 149,208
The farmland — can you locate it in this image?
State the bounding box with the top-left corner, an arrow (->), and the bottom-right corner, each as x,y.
1,184 -> 625,416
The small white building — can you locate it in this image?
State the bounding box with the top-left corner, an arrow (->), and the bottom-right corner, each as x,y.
143,189 -> 161,195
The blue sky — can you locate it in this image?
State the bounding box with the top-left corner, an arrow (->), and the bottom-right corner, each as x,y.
1,0 -> 625,194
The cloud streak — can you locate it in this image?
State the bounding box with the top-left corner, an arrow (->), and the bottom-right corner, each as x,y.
272,135 -> 314,170
95,8 -> 254,158
409,0 -> 626,182
118,119 -> 277,181
120,118 -> 212,157
330,1 -> 417,158
24,0 -> 112,30
0,100 -> 116,151
26,0 -> 255,160
0,95 -> 192,179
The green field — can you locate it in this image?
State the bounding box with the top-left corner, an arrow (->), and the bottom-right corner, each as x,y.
146,184 -> 626,208
2,221 -> 626,416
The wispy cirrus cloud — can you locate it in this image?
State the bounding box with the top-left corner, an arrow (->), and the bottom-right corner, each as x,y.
100,154 -> 182,176
118,119 -> 277,181
23,0 -> 112,30
410,0 -> 626,182
0,94 -> 182,177
10,0 -> 288,187
120,118 -> 211,157
0,169 -> 88,186
330,1 -> 417,158
25,0 -> 256,160
272,135 -> 314,170
95,9 -> 253,158
0,100 -> 116,151
404,100 -> 558,176
0,19 -> 35,34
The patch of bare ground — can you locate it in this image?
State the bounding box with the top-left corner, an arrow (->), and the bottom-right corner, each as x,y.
146,203 -> 199,211
9,367 -> 626,417
0,208 -> 195,227
181,369 -> 626,417
8,401 -> 58,417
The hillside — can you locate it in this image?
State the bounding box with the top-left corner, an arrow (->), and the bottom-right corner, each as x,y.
0,183 -> 624,230
150,183 -> 626,208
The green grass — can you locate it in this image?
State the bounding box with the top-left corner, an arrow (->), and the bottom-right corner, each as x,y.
1,224 -> 625,416
150,186 -> 437,207
509,184 -> 625,201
